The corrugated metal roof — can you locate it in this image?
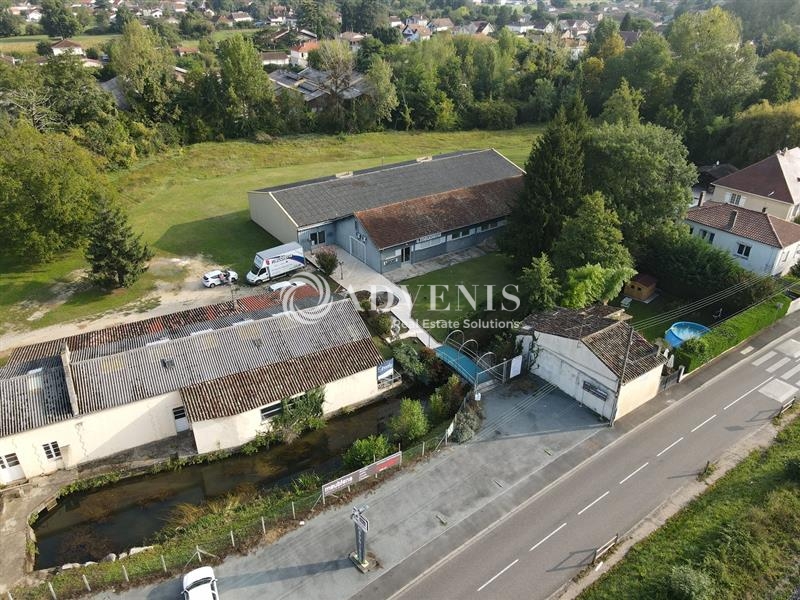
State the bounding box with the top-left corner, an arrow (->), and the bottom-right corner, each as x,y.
181,337 -> 382,421
253,149 -> 525,228
70,299 -> 374,413
0,368 -> 73,437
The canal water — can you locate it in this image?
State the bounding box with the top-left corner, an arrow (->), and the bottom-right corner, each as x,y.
33,394 -> 410,569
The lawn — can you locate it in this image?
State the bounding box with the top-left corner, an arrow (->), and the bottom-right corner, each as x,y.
613,292 -> 718,342
401,253 -> 518,341
0,127 -> 540,333
579,412 -> 800,600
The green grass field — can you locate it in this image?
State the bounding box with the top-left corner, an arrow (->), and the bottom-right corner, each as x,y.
579,412 -> 800,600
0,127 -> 539,333
614,293 -> 718,342
401,253 -> 518,341
0,28 -> 260,55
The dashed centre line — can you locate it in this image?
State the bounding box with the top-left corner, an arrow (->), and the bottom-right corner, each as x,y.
577,491 -> 610,516
477,559 -> 519,592
691,414 -> 717,433
656,437 -> 684,457
724,376 -> 773,410
529,523 -> 567,552
619,462 -> 649,485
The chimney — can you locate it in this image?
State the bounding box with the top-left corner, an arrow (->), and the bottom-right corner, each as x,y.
727,210 -> 738,230
60,343 -> 80,417
698,191 -> 706,206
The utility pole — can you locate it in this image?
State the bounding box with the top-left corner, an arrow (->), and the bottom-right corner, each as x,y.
610,325 -> 635,428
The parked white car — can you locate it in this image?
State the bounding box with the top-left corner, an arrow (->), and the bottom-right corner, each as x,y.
202,269 -> 238,288
268,279 -> 308,292
182,566 -> 220,600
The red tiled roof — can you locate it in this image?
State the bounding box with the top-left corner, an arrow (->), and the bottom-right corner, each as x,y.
181,337 -> 382,421
354,176 -> 523,250
686,203 -> 800,248
51,39 -> 82,48
713,148 -> 800,205
292,40 -> 319,52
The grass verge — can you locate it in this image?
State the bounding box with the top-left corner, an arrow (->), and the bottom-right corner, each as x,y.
578,409 -> 800,600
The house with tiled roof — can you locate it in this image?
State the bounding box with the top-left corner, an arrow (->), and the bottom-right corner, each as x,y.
516,306 -> 666,423
0,292 -> 387,483
50,39 -> 84,56
710,147 -> 800,221
686,202 -> 800,276
249,149 -> 525,274
290,40 -> 319,67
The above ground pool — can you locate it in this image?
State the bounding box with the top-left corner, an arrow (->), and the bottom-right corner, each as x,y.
665,321 -> 711,348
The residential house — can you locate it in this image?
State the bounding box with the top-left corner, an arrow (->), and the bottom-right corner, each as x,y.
558,19 -> 592,38
230,10 -> 253,23
619,30 -> 642,47
531,19 -> 556,34
710,147 -> 800,221
388,15 -> 403,28
249,150 -> 525,274
25,8 -> 42,22
698,162 -> 738,191
516,306 -> 665,423
261,51 -> 290,67
428,17 -> 454,33
290,40 -> 319,67
174,46 -> 200,57
214,14 -> 233,27
296,29 -> 318,42
406,14 -> 428,26
508,20 -> 536,35
402,23 -> 431,42
0,291 -> 386,483
686,202 -> 800,276
269,66 -> 366,111
50,39 -> 84,56
338,31 -> 365,51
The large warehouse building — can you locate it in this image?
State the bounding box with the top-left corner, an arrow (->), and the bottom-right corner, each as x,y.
248,149 -> 525,274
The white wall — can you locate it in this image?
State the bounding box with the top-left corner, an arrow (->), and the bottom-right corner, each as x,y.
248,191 -> 298,244
711,186 -> 797,220
191,366 -> 381,453
615,366 -> 662,421
0,391 -> 185,481
688,223 -> 799,275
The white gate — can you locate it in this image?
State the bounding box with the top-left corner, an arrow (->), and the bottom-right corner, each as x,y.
172,406 -> 190,433
349,237 -> 366,263
0,453 -> 25,484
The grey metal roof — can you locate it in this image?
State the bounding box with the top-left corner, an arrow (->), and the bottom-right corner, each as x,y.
70,299 -> 374,414
0,368 -> 73,437
252,149 -> 525,228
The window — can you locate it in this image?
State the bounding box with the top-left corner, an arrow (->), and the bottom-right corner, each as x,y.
260,402 -> 283,422
688,226 -> 694,235
708,232 -> 715,243
451,228 -> 471,239
43,441 -> 61,461
700,230 -> 715,243
1,453 -> 20,468
781,250 -> 789,262
172,406 -> 186,420
793,204 -> 800,218
736,243 -> 751,259
479,221 -> 498,232
729,193 -> 743,206
309,231 -> 326,245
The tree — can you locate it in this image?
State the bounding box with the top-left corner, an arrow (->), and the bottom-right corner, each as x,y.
761,50 -> 800,104
85,203 -> 153,288
315,39 -> 356,132
388,398 -> 429,444
600,78 -> 643,125
343,435 -> 391,469
503,107 -> 585,267
270,387 -> 326,444
0,122 -> 109,262
584,122 -> 696,253
589,17 -> 624,61
518,253 -> 561,312
217,34 -> 276,136
40,0 -> 81,38
551,192 -> 633,273
0,10 -> 23,37
561,264 -> 637,308
361,56 -> 398,130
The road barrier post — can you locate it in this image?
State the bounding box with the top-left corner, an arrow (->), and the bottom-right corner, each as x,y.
161,554 -> 167,573
47,582 -> 56,600
82,574 -> 91,592
261,516 -> 266,535
592,533 -> 619,564
122,565 -> 129,583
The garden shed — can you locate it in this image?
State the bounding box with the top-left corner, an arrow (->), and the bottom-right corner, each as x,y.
624,274 -> 657,302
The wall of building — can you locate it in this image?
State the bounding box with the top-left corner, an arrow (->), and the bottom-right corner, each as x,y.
248,191 -> 298,244
687,223 -> 797,275
0,391 -> 185,482
615,367 -> 663,421
297,223 -> 336,252
191,366 -> 380,454
710,186 -> 798,221
519,332 -> 617,420
335,217 -> 383,272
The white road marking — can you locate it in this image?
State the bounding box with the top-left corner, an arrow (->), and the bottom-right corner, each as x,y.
619,462 -> 649,485
691,414 -> 717,433
529,523 -> 567,552
740,346 -> 755,355
724,376 -> 773,410
577,491 -> 610,516
782,363 -> 800,380
477,559 -> 519,592
767,357 -> 791,373
752,351 -> 777,366
657,437 -> 684,457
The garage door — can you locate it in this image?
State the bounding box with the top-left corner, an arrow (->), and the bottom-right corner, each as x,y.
349,237 -> 366,263
0,453 -> 25,484
173,407 -> 190,433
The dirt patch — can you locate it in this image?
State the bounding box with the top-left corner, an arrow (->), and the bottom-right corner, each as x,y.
25,269 -> 89,323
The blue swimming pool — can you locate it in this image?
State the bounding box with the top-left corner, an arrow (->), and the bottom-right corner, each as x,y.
665,321 -> 711,348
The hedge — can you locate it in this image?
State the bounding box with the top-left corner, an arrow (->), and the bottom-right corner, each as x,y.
674,294 -> 791,372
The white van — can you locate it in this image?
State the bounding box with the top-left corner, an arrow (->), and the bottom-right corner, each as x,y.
246,242 -> 305,285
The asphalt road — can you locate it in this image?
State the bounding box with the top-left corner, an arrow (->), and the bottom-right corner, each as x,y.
394,333 -> 800,600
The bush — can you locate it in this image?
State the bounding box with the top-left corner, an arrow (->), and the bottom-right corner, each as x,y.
343,435 -> 392,469
389,398 -> 429,444
674,295 -> 790,372
667,565 -> 715,600
428,391 -> 447,423
368,312 -> 393,337
786,456 -> 800,482
394,342 -> 429,383
450,410 -> 481,443
314,246 -> 339,276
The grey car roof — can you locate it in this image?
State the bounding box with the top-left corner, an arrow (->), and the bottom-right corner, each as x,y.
252,149 -> 524,228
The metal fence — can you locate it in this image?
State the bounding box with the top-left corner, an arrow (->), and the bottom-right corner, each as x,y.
10,428 -> 452,600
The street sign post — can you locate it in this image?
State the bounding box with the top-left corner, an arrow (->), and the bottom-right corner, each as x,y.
350,504 -> 370,570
